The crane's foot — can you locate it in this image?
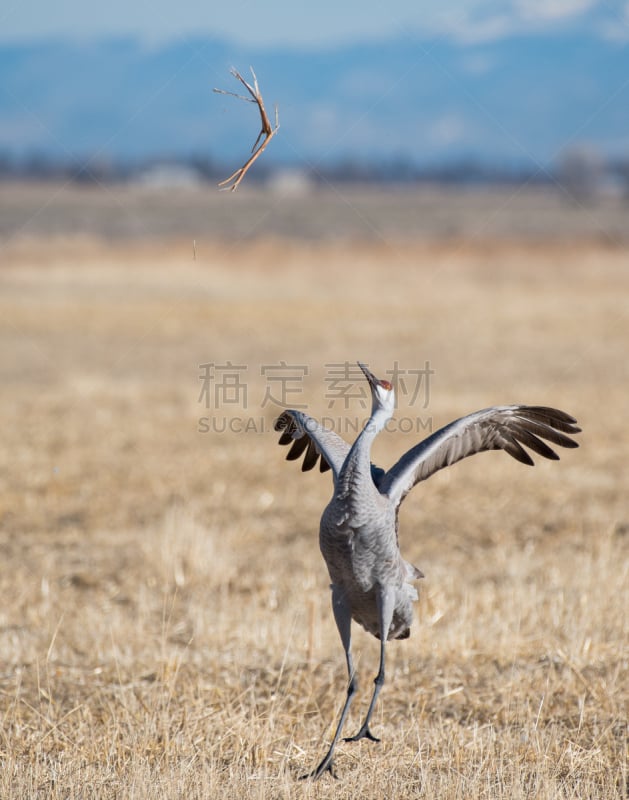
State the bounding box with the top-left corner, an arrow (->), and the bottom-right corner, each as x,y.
343,724 -> 380,743
299,752 -> 338,781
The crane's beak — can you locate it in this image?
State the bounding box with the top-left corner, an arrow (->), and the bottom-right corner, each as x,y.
358,361 -> 378,388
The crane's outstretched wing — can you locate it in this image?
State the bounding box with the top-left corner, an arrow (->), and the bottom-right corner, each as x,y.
275,410 -> 386,487
275,410 -> 350,482
380,405 -> 580,507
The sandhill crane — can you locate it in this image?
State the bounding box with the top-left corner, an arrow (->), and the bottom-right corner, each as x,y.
274,362 -> 580,780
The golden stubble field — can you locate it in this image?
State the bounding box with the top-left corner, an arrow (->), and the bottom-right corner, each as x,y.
0,233 -> 627,798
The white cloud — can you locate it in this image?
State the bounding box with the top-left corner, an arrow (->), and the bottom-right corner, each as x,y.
460,53 -> 497,76
583,0 -> 629,41
514,0 -> 599,22
598,22 -> 629,42
428,114 -> 468,146
439,0 -> 619,45
448,14 -> 515,44
0,0 -> 622,48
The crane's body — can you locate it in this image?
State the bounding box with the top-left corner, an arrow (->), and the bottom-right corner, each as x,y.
275,362 -> 580,780
321,503 -> 419,637
320,469 -> 421,642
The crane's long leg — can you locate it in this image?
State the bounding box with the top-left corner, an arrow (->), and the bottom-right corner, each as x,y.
343,585 -> 395,743
301,585 -> 356,780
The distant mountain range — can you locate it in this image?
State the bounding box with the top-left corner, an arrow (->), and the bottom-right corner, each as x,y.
1,32 -> 628,170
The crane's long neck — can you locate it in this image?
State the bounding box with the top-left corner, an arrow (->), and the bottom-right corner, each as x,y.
337,405 -> 391,499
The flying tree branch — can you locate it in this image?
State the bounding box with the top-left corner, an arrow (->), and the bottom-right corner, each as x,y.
213,67 -> 279,192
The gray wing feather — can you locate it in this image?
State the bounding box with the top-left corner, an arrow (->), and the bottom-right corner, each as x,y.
380,405 -> 580,507
275,410 -> 351,482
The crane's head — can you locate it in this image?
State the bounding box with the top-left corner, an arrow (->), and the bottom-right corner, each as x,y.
358,361 -> 395,421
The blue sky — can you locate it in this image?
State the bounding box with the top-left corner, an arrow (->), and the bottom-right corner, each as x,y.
1,1 -> 627,165
1,0 -> 628,46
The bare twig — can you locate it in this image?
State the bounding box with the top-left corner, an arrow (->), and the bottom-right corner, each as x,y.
213,67 -> 279,192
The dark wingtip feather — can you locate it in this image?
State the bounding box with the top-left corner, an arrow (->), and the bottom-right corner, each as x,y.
506,406 -> 583,465
274,412 -> 289,432
275,411 -> 328,473
528,406 -> 578,424
514,428 -> 560,461
503,435 -> 535,466
278,430 -> 293,446
286,435 -> 309,461
301,439 -> 319,472
524,407 -> 581,435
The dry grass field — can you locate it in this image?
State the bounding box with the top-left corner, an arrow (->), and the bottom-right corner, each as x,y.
0,213 -> 627,797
